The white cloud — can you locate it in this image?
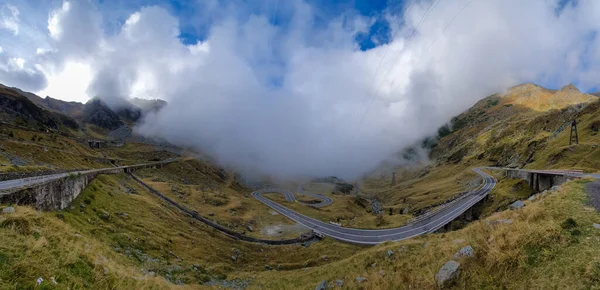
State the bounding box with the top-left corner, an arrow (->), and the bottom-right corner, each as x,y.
0,4 -> 19,35
0,50 -> 47,91
38,61 -> 91,102
7,0 -> 600,180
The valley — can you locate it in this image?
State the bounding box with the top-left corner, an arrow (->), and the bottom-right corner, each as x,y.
1,82 -> 600,289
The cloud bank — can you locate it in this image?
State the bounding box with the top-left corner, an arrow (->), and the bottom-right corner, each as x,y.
3,0 -> 600,180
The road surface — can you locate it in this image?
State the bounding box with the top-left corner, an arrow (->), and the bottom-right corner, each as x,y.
0,160 -> 175,193
253,168 -> 497,244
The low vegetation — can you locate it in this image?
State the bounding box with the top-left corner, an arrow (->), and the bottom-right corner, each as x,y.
242,180 -> 600,289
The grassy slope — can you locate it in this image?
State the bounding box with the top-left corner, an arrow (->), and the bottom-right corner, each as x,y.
136,160 -> 302,239
0,125 -> 179,172
242,180 -> 600,289
0,174 -> 363,289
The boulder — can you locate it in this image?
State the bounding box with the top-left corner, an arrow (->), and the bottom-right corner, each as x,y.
435,261 -> 460,288
454,245 -> 474,259
510,200 -> 525,210
2,206 -> 15,214
356,277 -> 367,283
315,280 -> 327,290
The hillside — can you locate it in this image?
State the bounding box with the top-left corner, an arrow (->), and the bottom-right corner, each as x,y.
1,82 -> 600,289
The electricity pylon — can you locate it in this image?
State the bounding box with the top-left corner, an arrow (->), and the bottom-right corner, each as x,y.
569,119 -> 579,145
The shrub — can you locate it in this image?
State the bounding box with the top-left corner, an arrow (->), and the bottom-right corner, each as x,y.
561,218 -> 578,230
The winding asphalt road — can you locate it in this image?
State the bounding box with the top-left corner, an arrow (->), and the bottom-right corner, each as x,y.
253,168 -> 497,244
0,160 -> 175,193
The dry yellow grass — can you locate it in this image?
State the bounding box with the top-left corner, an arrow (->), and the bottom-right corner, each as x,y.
241,179 -> 600,289
503,83 -> 595,112
0,174 -> 364,288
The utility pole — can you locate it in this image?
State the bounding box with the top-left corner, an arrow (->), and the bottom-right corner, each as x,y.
569,119 -> 579,145
390,172 -> 396,187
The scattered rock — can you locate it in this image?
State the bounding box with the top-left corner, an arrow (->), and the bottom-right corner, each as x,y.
103,266 -> 109,275
423,241 -> 430,248
98,210 -> 111,221
2,206 -> 15,214
334,279 -> 344,287
247,225 -> 253,232
528,194 -> 537,201
486,219 -> 513,226
37,277 -> 44,285
510,200 -> 525,210
231,255 -> 237,261
356,277 -> 367,283
50,277 -> 57,285
321,255 -> 328,261
386,249 -> 394,257
265,265 -> 272,270
378,270 -> 385,276
118,212 -> 128,217
550,185 -> 561,192
435,261 -> 460,288
454,245 -> 474,259
269,210 -> 279,215
74,233 -> 82,238
79,203 -> 86,209
593,223 -> 600,230
209,212 -> 215,216
315,280 -> 327,290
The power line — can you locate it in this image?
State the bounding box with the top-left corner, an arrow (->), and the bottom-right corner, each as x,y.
272,0 -> 279,24
365,0 -> 417,99
389,0 -> 477,93
355,0 -> 442,128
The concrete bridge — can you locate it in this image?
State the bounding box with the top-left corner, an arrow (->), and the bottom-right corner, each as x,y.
499,168 -> 586,192
0,160 -> 176,211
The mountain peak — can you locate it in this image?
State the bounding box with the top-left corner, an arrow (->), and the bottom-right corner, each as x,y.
559,83 -> 580,93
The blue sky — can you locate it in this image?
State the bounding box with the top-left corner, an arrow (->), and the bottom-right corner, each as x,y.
95,0 -> 400,49
3,0 -> 600,179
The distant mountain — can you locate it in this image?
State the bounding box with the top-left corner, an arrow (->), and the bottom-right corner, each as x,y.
0,85 -> 78,130
130,98 -> 167,115
82,99 -> 125,130
431,82 -> 599,168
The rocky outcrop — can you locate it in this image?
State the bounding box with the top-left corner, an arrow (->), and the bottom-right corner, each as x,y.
435,260 -> 460,287
454,245 -> 474,259
82,99 -> 124,130
0,86 -> 78,130
510,200 -> 525,210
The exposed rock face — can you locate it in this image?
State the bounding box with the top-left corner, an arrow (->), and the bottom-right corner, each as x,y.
83,99 -> 124,130
0,86 -> 78,129
435,260 -> 460,288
